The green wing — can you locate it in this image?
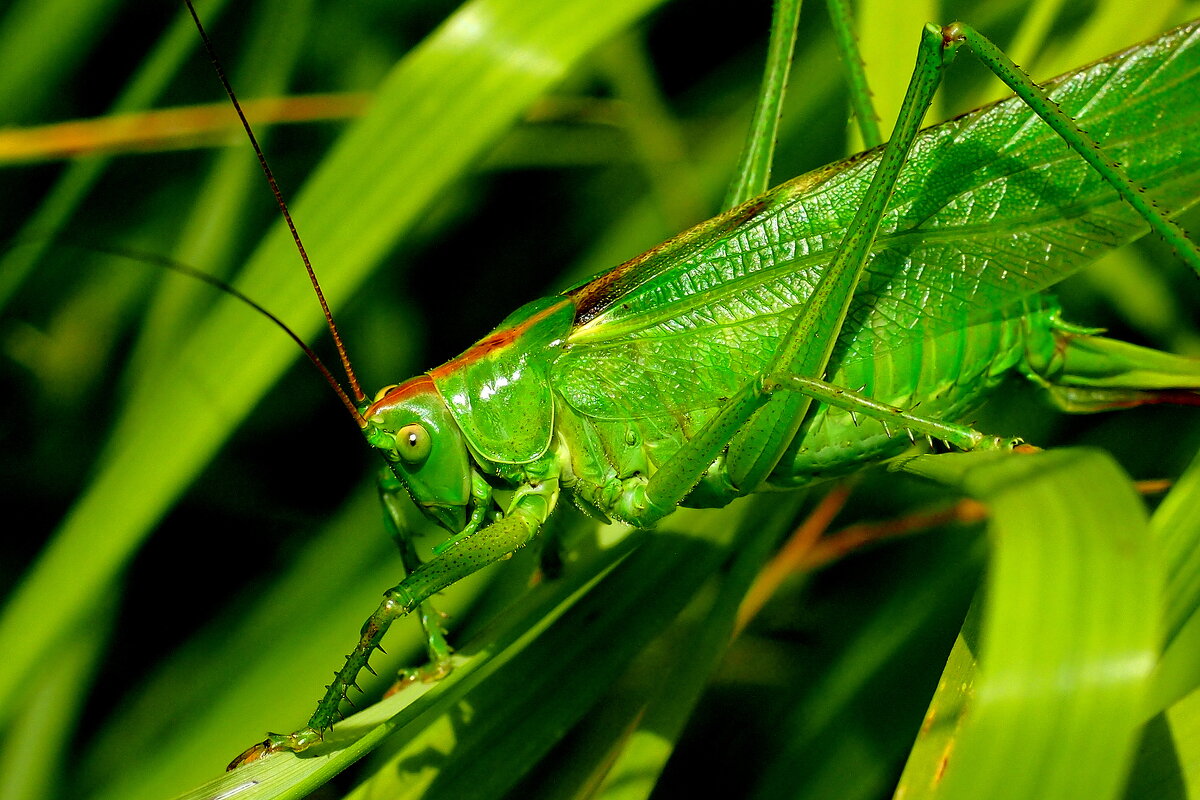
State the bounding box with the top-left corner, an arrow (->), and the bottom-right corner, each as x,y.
554,21 -> 1200,420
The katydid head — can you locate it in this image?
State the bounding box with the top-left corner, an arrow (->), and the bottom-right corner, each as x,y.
363,375 -> 474,532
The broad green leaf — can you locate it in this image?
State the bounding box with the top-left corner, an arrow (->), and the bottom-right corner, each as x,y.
898,450 -> 1161,800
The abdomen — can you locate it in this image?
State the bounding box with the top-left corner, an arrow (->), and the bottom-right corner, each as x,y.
553,301 -> 1044,515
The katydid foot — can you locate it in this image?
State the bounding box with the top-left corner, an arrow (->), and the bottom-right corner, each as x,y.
388,601 -> 455,696
227,726 -> 324,770
386,602 -> 456,699
224,649 -> 454,772
386,656 -> 454,698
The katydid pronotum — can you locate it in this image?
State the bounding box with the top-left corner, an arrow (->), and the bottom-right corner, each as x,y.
2,0 -> 1200,796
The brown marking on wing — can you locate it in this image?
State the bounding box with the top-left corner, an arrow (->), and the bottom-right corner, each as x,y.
565,150 -> 884,326
568,195 -> 769,325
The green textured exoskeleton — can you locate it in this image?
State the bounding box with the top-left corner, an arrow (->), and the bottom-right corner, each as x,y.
235,18 -> 1200,763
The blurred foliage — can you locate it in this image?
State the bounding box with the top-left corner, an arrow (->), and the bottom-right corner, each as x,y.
1,0 -> 1200,798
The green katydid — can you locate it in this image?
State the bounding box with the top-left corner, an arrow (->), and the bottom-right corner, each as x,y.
183,0 -> 1200,769
7,1 -> 1200,796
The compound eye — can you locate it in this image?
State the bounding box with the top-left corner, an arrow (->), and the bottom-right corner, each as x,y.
395,423 -> 432,464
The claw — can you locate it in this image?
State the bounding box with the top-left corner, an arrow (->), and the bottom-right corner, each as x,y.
383,658 -> 455,698
226,727 -> 325,771
975,435 -> 1026,452
227,739 -> 273,771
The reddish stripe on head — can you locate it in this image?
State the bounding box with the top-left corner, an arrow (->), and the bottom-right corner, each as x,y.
365,374 -> 439,418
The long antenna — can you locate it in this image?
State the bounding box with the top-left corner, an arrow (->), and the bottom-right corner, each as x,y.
183,0 -> 368,417
84,241 -> 365,422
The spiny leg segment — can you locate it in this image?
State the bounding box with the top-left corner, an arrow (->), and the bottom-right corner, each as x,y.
378,473 -> 454,685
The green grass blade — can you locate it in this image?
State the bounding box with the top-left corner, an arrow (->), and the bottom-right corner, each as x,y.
1164,690 -> 1200,796
1147,610 -> 1200,723
1151,448 -> 1200,642
897,449 -> 1162,800
1143,446 -> 1200,716
578,496 -> 805,800
0,0 -> 121,126
162,527 -> 642,800
126,0 -> 309,379
170,500 -> 762,800
853,0 -> 937,147
77,488 -> 490,800
750,527 -> 983,800
337,501 -> 796,800
0,0 -> 233,314
0,604 -> 111,800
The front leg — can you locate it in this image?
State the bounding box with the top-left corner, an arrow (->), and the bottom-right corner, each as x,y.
229,479 -> 557,768
377,471 -> 459,687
